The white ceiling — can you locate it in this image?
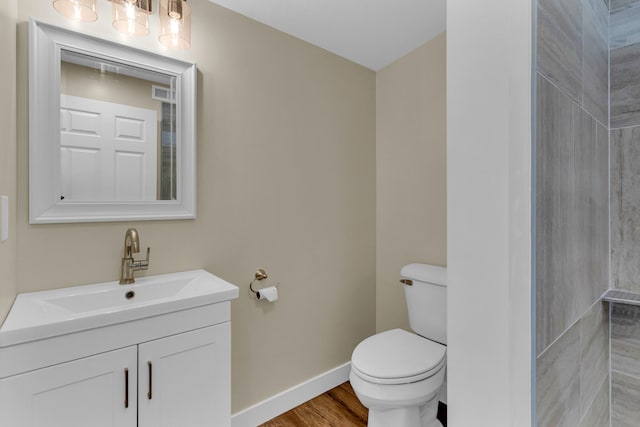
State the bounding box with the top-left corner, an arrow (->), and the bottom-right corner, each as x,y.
207,0 -> 446,71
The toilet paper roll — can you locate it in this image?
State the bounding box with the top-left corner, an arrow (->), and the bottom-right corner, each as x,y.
256,286 -> 278,302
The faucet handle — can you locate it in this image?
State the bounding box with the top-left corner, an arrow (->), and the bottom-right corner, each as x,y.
133,247 -> 151,270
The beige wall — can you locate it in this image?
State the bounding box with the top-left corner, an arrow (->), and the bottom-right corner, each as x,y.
375,33 -> 447,333
0,0 -> 18,324
16,0 -> 376,412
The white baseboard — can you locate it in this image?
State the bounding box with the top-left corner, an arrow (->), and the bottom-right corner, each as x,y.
231,362 -> 352,427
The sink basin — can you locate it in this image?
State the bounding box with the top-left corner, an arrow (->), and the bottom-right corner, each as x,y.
47,277 -> 195,313
0,270 -> 238,347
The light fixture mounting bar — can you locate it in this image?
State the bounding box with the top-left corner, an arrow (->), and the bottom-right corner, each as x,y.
137,0 -> 152,13
107,0 -> 152,14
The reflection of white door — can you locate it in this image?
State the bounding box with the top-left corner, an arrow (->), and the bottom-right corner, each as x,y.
60,95 -> 157,201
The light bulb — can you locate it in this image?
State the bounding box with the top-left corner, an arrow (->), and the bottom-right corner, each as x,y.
170,18 -> 180,34
168,0 -> 183,19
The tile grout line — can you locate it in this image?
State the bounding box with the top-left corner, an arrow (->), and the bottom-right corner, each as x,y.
538,72 -> 608,132
610,368 -> 640,382
578,371 -> 610,426
609,123 -> 640,131
538,295 -> 607,359
606,2 -> 612,427
609,301 -> 613,427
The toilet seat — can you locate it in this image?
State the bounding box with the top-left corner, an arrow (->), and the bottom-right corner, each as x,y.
351,329 -> 446,385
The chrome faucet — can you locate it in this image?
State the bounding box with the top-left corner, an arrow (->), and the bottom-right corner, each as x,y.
120,228 -> 150,284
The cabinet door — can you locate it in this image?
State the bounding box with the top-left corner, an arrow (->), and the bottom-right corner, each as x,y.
138,323 -> 231,427
0,346 -> 137,427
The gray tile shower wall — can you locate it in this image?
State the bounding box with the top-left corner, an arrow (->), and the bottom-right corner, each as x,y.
611,304 -> 640,425
608,2 -> 640,425
537,75 -> 576,353
612,371 -> 640,426
612,303 -> 640,377
538,0 -> 609,124
612,0 -> 637,10
536,75 -> 609,353
536,0 -> 610,424
611,42 -> 640,128
581,378 -> 610,427
611,1 -> 640,127
574,109 -> 609,315
537,321 -> 581,427
611,127 -> 640,292
536,302 -> 610,427
538,0 -> 583,102
610,1 -> 640,49
583,0 -> 610,124
579,303 -> 610,416
536,78 -> 610,421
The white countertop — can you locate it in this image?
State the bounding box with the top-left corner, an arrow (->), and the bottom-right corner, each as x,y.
0,269 -> 239,348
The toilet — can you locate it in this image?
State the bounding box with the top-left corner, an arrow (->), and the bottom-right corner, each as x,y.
350,263 -> 447,427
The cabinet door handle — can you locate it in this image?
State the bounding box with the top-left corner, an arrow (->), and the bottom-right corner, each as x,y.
147,361 -> 153,400
124,368 -> 129,409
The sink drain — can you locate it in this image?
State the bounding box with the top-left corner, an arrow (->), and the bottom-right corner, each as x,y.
125,291 -> 135,300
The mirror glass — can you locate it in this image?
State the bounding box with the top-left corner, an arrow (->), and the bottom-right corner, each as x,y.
29,20 -> 196,224
59,51 -> 177,202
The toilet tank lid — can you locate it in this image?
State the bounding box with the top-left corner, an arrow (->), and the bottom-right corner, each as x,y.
401,263 -> 447,287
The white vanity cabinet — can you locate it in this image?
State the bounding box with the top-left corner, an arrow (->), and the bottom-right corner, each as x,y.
0,270 -> 238,427
0,322 -> 231,427
138,323 -> 231,427
0,346 -> 138,427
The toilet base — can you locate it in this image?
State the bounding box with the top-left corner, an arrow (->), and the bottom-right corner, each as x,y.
350,364 -> 445,427
367,397 -> 442,427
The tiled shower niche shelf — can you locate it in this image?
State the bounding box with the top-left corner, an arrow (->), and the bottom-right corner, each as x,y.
602,289 -> 640,306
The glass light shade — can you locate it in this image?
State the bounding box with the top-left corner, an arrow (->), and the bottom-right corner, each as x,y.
112,0 -> 151,36
52,0 -> 98,22
159,0 -> 191,49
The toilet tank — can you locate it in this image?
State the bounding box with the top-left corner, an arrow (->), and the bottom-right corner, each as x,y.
401,263 -> 447,345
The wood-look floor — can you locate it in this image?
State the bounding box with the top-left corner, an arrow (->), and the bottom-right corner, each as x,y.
260,382 -> 368,427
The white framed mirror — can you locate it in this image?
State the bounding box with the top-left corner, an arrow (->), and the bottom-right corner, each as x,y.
29,19 -> 196,224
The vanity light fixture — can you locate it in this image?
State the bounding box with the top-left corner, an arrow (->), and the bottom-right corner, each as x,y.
111,0 -> 152,36
52,0 -> 191,49
52,0 -> 98,22
158,0 -> 191,50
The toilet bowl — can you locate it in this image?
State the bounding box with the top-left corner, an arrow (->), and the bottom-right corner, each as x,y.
350,328 -> 446,427
350,264 -> 447,427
